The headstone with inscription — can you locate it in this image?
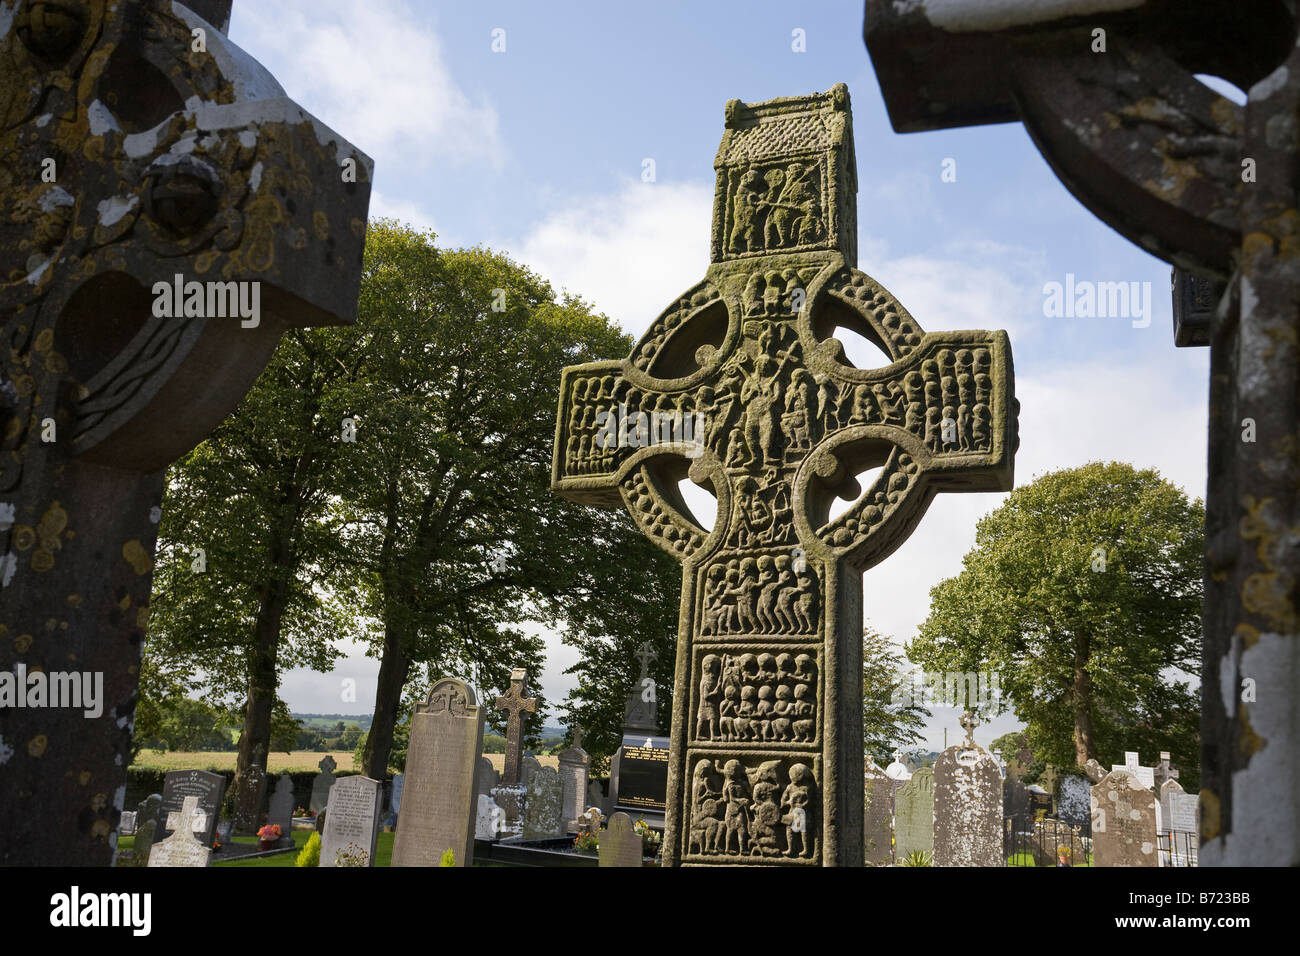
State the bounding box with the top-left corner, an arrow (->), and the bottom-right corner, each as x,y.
119,811 -> 137,837
598,812 -> 644,868
610,645 -> 667,826
320,775 -> 381,868
558,727 -> 590,832
310,755 -> 337,813
148,797 -> 211,868
154,769 -> 225,849
862,757 -> 893,865
893,766 -> 934,860
932,713 -> 1003,867
392,678 -> 484,867
550,83 -> 1017,866
522,765 -> 565,840
1091,769 -> 1158,867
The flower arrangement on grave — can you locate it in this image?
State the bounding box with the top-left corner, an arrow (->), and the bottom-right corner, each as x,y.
257,824 -> 282,850
1056,845 -> 1073,867
633,818 -> 661,855
573,831 -> 599,853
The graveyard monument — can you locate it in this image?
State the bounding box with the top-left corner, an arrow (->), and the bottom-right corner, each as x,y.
491,667 -> 538,838
863,0 -> 1300,866
392,677 -> 484,867
552,84 -> 1018,865
319,774 -> 382,868
0,0 -> 372,866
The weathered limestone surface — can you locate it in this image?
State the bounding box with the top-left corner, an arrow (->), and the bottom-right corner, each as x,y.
552,84 -> 1017,866
0,0 -> 371,865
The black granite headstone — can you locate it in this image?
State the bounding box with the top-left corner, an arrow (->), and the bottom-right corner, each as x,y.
153,770 -> 226,849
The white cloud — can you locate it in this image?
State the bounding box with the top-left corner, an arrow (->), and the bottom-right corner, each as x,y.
500,179 -> 714,335
368,190 -> 440,236
229,0 -> 501,170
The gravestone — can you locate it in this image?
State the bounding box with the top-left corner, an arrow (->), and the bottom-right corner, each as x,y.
1002,775 -> 1032,829
862,758 -> 893,865
932,714 -> 1003,867
587,779 -> 611,815
551,84 -> 1017,865
610,645 -> 667,826
476,756 -> 499,797
148,797 -> 211,868
1091,770 -> 1158,867
118,812 -> 137,837
475,794 -> 504,841
558,727 -> 591,832
155,770 -> 225,849
131,795 -> 162,866
1112,752 -> 1155,790
598,812 -> 643,868
392,678 -> 484,867
862,0 -> 1299,866
491,668 -> 537,839
495,668 -> 538,786
522,765 -> 565,839
884,749 -> 911,780
320,775 -> 381,868
268,774 -> 295,845
521,754 -> 542,789
384,774 -> 405,828
1083,759 -> 1107,784
893,767 -> 934,860
1154,752 -> 1180,794
215,820 -> 234,846
577,806 -> 605,836
0,0 -> 372,866
1057,775 -> 1092,828
310,756 -> 337,813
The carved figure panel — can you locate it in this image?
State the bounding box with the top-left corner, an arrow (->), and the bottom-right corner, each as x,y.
685,755 -> 820,863
699,551 -> 820,637
692,646 -> 819,746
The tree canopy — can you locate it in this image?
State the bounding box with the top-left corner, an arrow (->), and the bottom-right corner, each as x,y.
907,462 -> 1203,786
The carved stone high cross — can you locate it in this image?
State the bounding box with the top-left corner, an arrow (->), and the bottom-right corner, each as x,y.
494,667 -> 537,785
634,641 -> 657,680
552,85 -> 1017,866
0,0 -> 371,865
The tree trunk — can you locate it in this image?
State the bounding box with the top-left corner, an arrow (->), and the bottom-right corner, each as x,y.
363,619 -> 411,779
1072,632 -> 1095,767
233,592 -> 284,831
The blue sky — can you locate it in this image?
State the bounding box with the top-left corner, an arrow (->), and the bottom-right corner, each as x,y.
227,1 -> 1218,752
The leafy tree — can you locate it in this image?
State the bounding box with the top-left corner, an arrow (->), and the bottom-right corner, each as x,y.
337,224 -> 679,778
862,623 -> 930,764
148,294 -> 371,805
907,462 -> 1202,785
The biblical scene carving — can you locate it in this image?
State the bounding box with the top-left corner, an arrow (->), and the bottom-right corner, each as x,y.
725,159 -> 826,256
700,552 -> 820,637
686,756 -> 819,862
693,648 -> 819,744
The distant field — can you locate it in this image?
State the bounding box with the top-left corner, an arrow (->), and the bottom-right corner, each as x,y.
483,753 -> 558,773
133,750 -> 357,773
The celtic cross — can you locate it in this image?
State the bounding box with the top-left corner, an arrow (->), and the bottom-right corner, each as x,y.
552,85 -> 1017,866
634,641 -> 657,681
494,668 -> 537,786
0,0 -> 370,866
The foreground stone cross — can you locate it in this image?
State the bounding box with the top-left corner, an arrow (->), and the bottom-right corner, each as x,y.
552,84 -> 1017,866
864,0 -> 1298,865
0,0 -> 372,865
495,667 -> 538,786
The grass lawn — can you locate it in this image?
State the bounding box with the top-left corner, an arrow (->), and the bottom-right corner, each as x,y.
1007,850 -> 1093,867
132,750 -> 357,773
